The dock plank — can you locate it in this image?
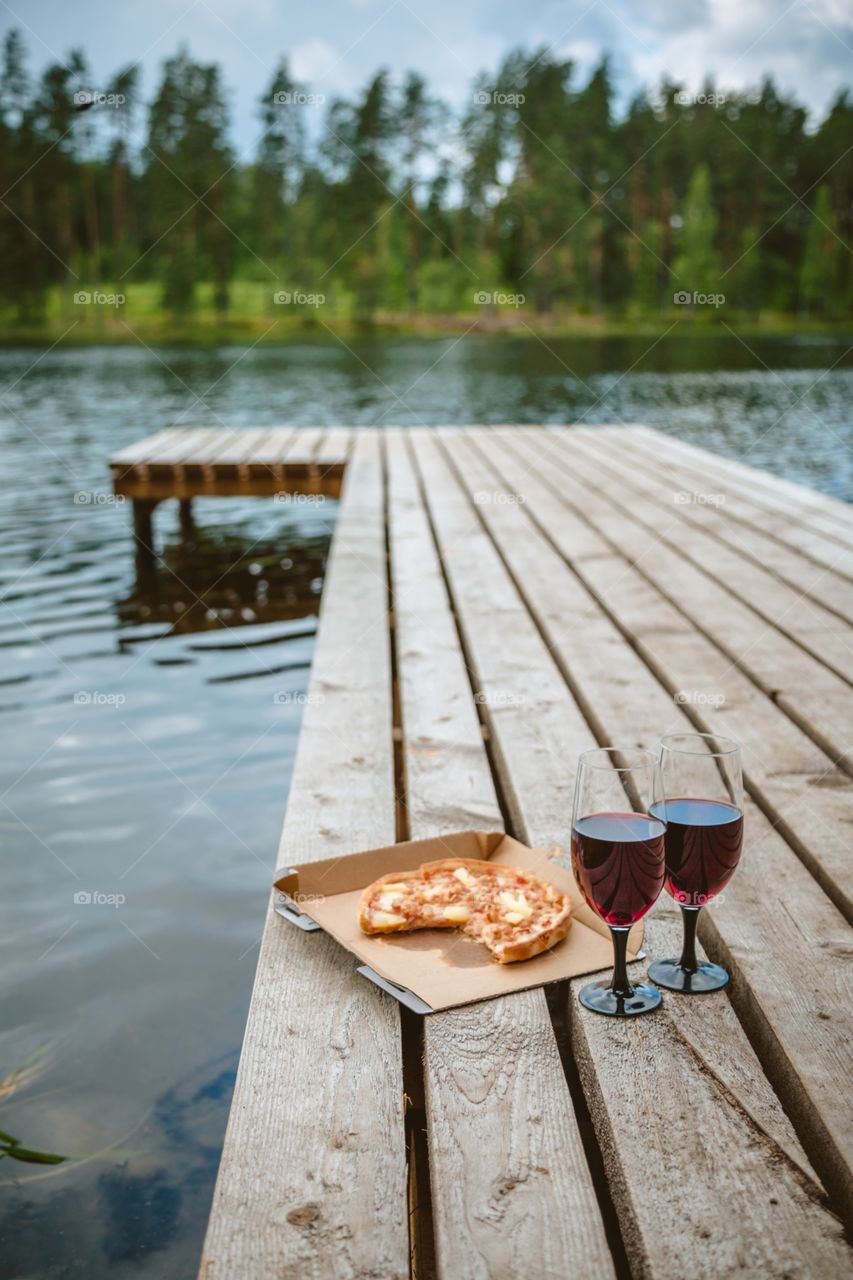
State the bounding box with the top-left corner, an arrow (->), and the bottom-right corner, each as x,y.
279,427 -> 327,463
199,431 -> 409,1280
574,426 -> 853,624
628,424 -> 853,536
385,429 -> 614,1280
565,427 -> 853,685
535,431 -> 853,775
314,427 -> 353,467
142,426 -> 223,466
624,425 -> 853,569
110,426 -> 192,466
195,426 -> 288,464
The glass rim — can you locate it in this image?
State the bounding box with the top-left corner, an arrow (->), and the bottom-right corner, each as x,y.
577,745 -> 659,772
659,730 -> 741,758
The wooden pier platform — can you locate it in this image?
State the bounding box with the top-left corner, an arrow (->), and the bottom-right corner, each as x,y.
112,425 -> 853,1278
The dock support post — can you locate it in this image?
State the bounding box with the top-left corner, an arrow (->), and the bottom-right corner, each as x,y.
178,498 -> 196,541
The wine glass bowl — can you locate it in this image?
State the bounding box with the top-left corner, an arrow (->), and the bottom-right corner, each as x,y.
571,747 -> 667,1017
648,732 -> 744,993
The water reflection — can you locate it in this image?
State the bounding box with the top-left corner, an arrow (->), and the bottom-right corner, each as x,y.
0,1048 -> 239,1278
119,522 -> 327,638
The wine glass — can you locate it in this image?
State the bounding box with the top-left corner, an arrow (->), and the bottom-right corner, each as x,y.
571,747 -> 667,1017
648,732 -> 743,993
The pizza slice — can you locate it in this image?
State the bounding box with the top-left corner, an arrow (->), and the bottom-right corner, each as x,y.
358,857 -> 571,963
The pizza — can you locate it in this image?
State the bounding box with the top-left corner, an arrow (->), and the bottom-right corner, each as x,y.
358,857 -> 572,963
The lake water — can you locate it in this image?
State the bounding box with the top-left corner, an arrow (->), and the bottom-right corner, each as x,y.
1,334 -> 850,1278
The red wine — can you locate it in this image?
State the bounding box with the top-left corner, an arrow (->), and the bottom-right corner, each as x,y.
571,811 -> 666,927
650,798 -> 743,907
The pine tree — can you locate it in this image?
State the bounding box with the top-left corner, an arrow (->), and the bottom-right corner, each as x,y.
342,71 -> 394,320
398,72 -> 442,310
144,50 -> 234,315
254,61 -> 306,279
799,186 -> 841,318
673,164 -> 722,304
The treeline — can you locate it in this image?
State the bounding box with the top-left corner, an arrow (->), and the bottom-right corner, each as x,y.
0,28 -> 851,325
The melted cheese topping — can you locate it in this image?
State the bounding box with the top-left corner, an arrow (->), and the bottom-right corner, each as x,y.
362,861 -> 570,962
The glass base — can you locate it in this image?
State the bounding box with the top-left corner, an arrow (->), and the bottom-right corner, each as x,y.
578,979 -> 662,1017
648,958 -> 729,993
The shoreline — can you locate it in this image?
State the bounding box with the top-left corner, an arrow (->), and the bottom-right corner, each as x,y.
0,311 -> 850,348
0,313 -> 845,345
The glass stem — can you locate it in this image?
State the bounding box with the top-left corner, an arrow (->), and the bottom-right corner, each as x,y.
679,906 -> 701,972
609,927 -> 633,996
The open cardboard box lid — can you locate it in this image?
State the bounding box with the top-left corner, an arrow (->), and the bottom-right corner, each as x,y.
274,830 -> 644,1014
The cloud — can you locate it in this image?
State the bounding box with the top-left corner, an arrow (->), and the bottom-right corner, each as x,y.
629,0 -> 852,113
291,39 -> 340,82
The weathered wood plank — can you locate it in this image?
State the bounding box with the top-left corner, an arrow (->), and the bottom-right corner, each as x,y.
279,427 -> 327,463
627,424 -> 853,536
574,426 -> 853,624
413,427 -> 852,1275
199,431 -> 409,1280
565,427 -> 853,685
109,426 -> 190,466
535,430 -> 853,775
385,428 -> 614,1280
195,426 -> 286,464
623,425 -> 853,567
314,427 -> 353,467
147,426 -> 224,465
477,425 -> 853,1227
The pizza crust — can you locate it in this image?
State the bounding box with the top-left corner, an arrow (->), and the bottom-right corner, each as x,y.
358,857 -> 572,963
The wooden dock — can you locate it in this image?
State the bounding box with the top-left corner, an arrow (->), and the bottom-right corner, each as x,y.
111,425 -> 853,1278
110,425 -> 352,548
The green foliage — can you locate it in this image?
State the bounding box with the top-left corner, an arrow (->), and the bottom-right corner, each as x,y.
0,29 -> 850,332
0,1130 -> 66,1165
144,48 -> 234,314
674,164 -> 722,298
798,185 -> 844,317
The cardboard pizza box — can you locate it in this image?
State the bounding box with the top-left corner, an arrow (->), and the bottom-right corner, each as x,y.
274,830 -> 644,1014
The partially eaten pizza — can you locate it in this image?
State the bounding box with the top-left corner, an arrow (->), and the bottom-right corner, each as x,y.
358,857 -> 572,963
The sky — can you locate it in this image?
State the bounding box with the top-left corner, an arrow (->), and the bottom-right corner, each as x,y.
4,0 -> 852,152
